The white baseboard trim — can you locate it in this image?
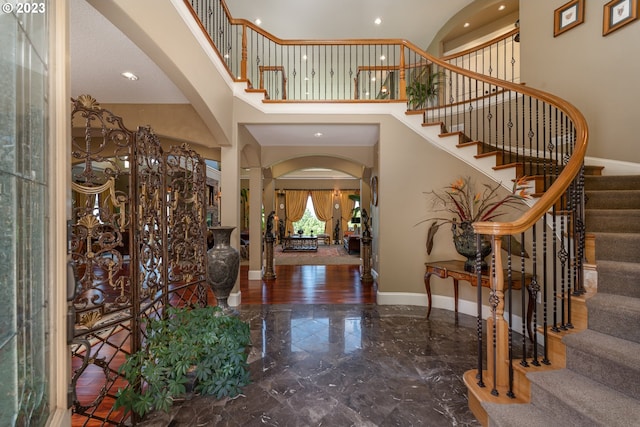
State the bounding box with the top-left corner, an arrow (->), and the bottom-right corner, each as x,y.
376,291 -> 527,332
248,269 -> 262,280
376,291 -> 428,307
228,291 -> 241,307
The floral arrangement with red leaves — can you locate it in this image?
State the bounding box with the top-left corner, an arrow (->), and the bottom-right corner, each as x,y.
422,176 -> 530,254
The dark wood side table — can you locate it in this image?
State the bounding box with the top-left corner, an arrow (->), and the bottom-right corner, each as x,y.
424,260 -> 534,339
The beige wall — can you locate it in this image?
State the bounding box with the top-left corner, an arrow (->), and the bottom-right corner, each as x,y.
101,103 -> 218,148
427,0 -> 519,55
377,115 -> 494,302
89,0 -> 234,146
521,1 -> 640,164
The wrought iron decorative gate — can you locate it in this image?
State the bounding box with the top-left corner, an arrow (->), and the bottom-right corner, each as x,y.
69,95 -> 208,425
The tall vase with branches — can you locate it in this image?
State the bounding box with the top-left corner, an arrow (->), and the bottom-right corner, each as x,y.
421,176 -> 530,270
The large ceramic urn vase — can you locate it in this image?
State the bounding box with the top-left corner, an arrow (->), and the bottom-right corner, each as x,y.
206,226 -> 240,309
452,221 -> 492,272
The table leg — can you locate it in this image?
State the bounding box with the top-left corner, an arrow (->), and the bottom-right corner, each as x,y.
424,273 -> 433,319
527,292 -> 534,342
453,278 -> 459,315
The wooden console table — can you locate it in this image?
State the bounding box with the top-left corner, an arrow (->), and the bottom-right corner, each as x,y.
424,260 -> 534,338
282,235 -> 318,252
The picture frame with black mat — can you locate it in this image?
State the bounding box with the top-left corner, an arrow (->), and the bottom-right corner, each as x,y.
603,0 -> 638,36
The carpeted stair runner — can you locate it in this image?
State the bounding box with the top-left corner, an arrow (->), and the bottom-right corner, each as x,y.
585,209 -> 640,233
485,174 -> 640,426
589,232 -> 640,263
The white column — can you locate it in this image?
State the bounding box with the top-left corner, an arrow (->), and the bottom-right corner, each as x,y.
248,167 -> 263,280
51,0 -> 73,424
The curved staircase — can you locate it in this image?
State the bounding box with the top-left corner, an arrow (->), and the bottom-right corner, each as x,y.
483,174 -> 640,426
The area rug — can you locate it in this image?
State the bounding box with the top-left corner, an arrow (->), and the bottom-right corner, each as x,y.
274,244 -> 361,265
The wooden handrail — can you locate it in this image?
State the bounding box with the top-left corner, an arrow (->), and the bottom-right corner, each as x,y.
258,65 -> 287,100
400,39 -> 589,237
185,0 -> 589,240
355,65 -> 401,73
441,28 -> 519,61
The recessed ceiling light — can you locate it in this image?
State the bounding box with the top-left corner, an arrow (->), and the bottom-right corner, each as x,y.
464,22 -> 470,28
121,71 -> 138,81
374,17 -> 382,25
380,55 -> 386,61
255,18 -> 262,26
498,5 -> 506,11
314,132 -> 323,137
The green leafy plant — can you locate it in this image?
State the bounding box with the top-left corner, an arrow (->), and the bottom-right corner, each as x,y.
115,306 -> 251,417
348,193 -> 361,223
407,70 -> 445,110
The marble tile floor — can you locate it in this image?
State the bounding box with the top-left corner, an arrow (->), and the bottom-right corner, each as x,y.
139,304 -> 483,427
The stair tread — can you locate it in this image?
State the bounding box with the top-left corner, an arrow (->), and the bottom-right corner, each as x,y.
483,402 -> 568,427
586,209 -> 640,232
585,175 -> 640,190
594,261 -> 640,298
528,369 -> 640,425
593,231 -> 640,237
587,292 -> 640,321
586,208 -> 640,213
586,189 -> 640,193
563,328 -> 640,367
597,258 -> 640,270
586,293 -> 640,344
586,190 -> 640,209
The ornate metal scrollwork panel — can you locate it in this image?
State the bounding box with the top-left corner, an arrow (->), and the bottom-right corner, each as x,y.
70,98 -> 210,425
70,97 -> 135,425
135,127 -> 166,308
165,143 -> 208,307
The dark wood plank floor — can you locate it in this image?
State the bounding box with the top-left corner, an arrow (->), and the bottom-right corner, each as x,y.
239,264 -> 377,304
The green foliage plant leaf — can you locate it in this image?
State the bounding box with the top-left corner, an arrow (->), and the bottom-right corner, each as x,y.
114,306 -> 251,418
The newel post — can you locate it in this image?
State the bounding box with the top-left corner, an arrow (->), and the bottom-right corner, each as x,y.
241,24 -> 247,81
486,235 -> 510,393
399,46 -> 406,101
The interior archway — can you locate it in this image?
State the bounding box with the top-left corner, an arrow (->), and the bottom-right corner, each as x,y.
255,155 -> 369,269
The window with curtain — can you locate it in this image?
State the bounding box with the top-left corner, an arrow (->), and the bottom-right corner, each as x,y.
292,194 -> 326,235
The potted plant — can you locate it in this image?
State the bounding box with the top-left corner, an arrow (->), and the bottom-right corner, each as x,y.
348,194 -> 361,224
421,176 -> 530,270
407,69 -> 445,110
115,306 -> 251,417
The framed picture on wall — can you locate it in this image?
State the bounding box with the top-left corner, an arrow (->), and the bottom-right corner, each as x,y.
554,0 -> 585,37
603,0 -> 638,35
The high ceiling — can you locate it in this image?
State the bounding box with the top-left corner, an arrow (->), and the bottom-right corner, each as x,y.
70,0 -> 520,105
69,0 -> 517,151
225,0 -> 475,44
